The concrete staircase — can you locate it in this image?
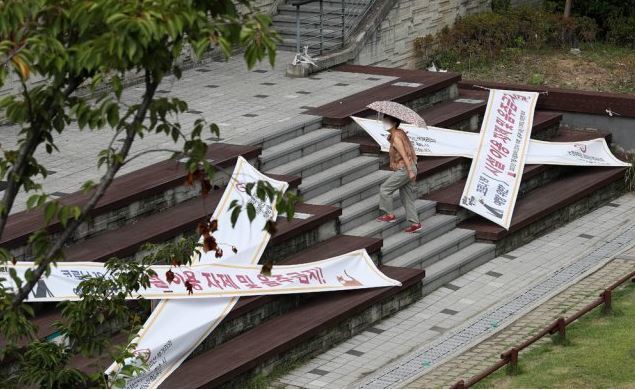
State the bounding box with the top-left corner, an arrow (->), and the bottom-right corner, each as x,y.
271,0 -> 373,54
263,118 -> 497,295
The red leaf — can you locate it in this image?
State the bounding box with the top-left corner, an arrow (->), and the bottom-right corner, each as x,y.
260,259 -> 273,276
197,221 -> 210,236
265,220 -> 277,235
215,248 -> 223,259
185,172 -> 194,186
185,281 -> 194,295
210,219 -> 218,232
166,269 -> 175,284
201,179 -> 212,196
203,235 -> 217,253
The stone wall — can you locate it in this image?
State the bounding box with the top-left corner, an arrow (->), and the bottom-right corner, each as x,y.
354,0 -> 491,69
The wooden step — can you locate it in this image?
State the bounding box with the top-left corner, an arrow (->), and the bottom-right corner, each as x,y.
424,129 -> 613,215
159,266 -> 425,388
1,143 -> 265,252
458,166 -> 627,242
20,235 -> 382,357
311,66 -> 460,127
63,196 -> 339,264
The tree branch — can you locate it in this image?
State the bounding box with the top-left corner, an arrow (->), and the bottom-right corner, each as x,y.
10,70 -> 159,307
0,77 -> 82,239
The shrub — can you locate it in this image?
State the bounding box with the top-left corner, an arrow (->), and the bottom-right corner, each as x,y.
607,16 -> 635,47
544,0 -> 635,37
414,8 -> 598,69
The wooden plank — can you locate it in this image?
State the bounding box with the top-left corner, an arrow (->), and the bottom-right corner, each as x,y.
63,199 -> 339,263
1,143 -> 262,249
311,68 -> 460,126
458,166 -> 627,240
424,129 -> 612,212
459,80 -> 635,118
13,235 -> 381,356
160,266 -> 424,389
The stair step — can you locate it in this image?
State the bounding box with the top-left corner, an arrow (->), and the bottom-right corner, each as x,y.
310,170 -> 392,208
340,194 -> 419,232
277,4 -> 365,15
258,116 -> 323,149
385,228 -> 475,268
260,128 -> 341,171
268,141 -> 360,178
272,15 -> 348,29
347,199 -> 436,238
381,214 -> 458,262
300,156 -> 379,200
421,242 -> 496,294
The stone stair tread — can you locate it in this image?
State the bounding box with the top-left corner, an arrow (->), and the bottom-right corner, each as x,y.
260,128 -> 341,163
310,169 -> 392,206
159,265 -> 425,388
422,242 -> 495,284
458,166 -> 627,240
62,194 -> 339,263
347,199 -> 435,237
268,142 -> 360,176
381,214 -> 457,254
300,155 -> 379,191
385,228 -> 475,268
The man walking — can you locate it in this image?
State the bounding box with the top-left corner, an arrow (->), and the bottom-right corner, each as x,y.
376,115 -> 422,233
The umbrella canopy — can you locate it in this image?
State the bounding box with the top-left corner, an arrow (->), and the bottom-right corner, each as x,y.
367,100 -> 427,128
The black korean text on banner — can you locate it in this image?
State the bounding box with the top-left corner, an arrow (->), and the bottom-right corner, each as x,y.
460,89 -> 539,229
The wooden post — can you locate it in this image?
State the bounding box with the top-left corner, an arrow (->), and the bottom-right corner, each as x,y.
506,348 -> 519,375
601,289 -> 613,315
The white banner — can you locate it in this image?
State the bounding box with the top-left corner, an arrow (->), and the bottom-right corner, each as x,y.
352,117 -> 629,167
105,156 -> 288,388
10,250 -> 399,302
461,89 -> 539,229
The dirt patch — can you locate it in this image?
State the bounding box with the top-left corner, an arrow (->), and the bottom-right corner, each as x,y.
457,45 -> 635,94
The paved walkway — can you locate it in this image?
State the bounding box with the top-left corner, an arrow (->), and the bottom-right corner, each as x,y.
0,52 -> 393,213
273,193 -> 635,388
406,256 -> 635,388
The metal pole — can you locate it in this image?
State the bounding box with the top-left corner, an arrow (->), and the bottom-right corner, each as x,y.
341,0 -> 345,48
320,0 -> 324,55
296,4 -> 301,54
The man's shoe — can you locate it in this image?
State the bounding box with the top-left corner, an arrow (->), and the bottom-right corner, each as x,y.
404,223 -> 422,233
376,214 -> 397,223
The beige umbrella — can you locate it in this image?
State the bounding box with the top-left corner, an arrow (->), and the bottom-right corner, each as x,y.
367,100 -> 427,129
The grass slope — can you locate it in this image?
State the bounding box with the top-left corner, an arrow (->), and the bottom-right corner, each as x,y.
476,281 -> 635,388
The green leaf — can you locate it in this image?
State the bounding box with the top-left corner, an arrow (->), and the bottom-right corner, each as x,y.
44,202 -> 57,224
246,202 -> 256,222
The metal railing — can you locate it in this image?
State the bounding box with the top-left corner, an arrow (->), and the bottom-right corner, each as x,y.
289,0 -> 373,56
450,269 -> 635,389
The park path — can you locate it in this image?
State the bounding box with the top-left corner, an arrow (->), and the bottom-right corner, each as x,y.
0,52 -> 393,213
406,255 -> 635,388
273,193 -> 635,388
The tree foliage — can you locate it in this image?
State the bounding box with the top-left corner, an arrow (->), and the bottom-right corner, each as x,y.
0,0 -> 296,387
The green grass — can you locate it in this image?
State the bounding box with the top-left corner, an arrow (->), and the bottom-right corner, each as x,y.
447,43 -> 635,94
475,281 -> 635,388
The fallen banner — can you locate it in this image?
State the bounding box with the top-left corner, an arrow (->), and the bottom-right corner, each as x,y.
9,250 -> 400,302
105,156 -> 288,388
460,89 -> 539,229
351,117 -> 629,167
